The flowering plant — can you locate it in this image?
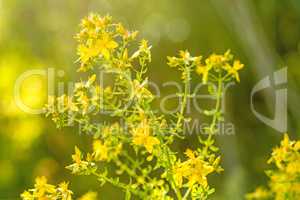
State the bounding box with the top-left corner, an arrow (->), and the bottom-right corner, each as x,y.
21,13 -> 244,200
246,134 -> 300,200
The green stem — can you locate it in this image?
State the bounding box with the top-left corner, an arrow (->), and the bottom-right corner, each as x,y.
198,76 -> 223,143
92,171 -> 127,190
163,145 -> 183,200
174,66 -> 191,135
167,66 -> 192,200
137,58 -> 147,81
182,188 -> 191,200
209,77 -> 223,134
92,171 -> 144,198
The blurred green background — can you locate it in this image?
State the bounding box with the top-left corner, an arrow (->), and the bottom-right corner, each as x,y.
1,0 -> 300,199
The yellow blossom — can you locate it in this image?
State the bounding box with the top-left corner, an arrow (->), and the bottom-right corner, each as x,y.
247,133 -> 300,200
78,191 -> 98,200
21,191 -> 33,200
205,54 -> 225,66
196,64 -> 211,84
132,120 -> 160,153
94,33 -> 118,59
77,44 -> 99,64
77,32 -> 118,65
21,176 -> 73,200
58,182 -> 70,193
195,50 -> 244,84
173,162 -> 189,188
225,60 -> 244,82
245,187 -> 271,200
179,50 -> 191,63
187,160 -> 214,188
185,148 -> 196,159
93,140 -> 108,161
205,50 -> 232,67
72,146 -> 82,164
34,176 -> 56,195
173,149 -> 216,189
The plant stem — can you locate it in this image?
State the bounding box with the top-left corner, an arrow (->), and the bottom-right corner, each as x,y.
167,66 -> 192,200
163,146 -> 183,200
182,188 -> 191,200
198,76 -> 223,143
209,77 -> 223,134
174,66 -> 191,135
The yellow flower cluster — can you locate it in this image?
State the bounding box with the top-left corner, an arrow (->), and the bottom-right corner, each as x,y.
167,50 -> 244,84
76,15 -> 116,68
66,146 -> 95,175
132,119 -> 160,153
21,176 -> 73,200
93,138 -> 122,162
67,135 -> 122,174
78,31 -> 118,62
173,149 -> 221,189
167,50 -> 201,67
246,134 -> 300,200
76,14 -> 147,71
196,50 -> 244,83
167,51 -> 201,81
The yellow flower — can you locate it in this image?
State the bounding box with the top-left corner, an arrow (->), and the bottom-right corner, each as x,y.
173,149 -> 216,189
179,50 -> 191,63
20,191 -> 33,200
58,182 -> 73,200
35,176 -> 48,187
205,50 -> 232,67
132,80 -> 153,100
93,140 -> 108,161
72,146 -> 83,164
77,44 -> 99,64
67,146 -> 92,174
77,32 -> 118,64
58,182 -> 70,193
205,54 -> 225,66
187,160 -> 214,188
33,176 -> 56,198
173,162 -> 189,188
185,148 -> 196,160
132,120 -> 160,153
268,134 -> 292,169
80,14 -> 111,32
281,133 -> 290,148
94,33 -> 118,59
21,176 -> 73,200
133,132 -> 160,153
247,133 -> 300,200
225,60 -> 244,82
245,187 -> 271,200
294,141 -> 300,151
78,191 -> 98,200
140,39 -> 149,51
286,160 -> 300,174
196,64 -> 211,84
